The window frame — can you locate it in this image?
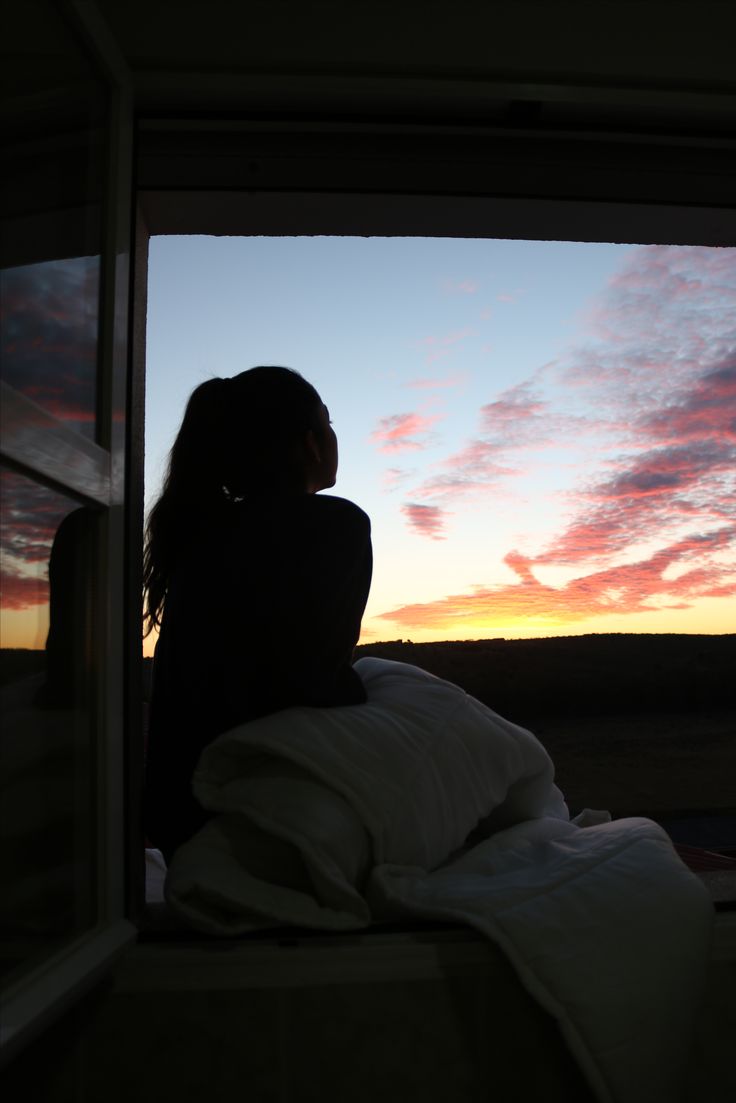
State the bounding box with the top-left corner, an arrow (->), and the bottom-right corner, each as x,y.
133,112 -> 735,876
4,6 -> 734,1060
0,2 -> 137,1065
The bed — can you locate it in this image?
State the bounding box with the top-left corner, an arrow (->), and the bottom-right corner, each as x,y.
149,658 -> 714,1103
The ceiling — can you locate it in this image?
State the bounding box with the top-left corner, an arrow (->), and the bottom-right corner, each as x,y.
4,2 -> 735,247
95,0 -> 736,93
90,0 -> 736,128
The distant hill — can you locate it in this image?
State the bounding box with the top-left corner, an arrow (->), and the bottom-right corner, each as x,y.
355,634 -> 736,725
130,632 -> 736,719
0,648 -> 45,687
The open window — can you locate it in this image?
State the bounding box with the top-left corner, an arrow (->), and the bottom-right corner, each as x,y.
140,225 -> 735,834
2,0 -> 734,1065
136,117 -> 735,853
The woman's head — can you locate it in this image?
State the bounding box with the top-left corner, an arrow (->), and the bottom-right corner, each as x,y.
170,366 -> 337,500
143,366 -> 337,633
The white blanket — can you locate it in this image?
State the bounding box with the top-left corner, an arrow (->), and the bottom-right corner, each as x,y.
165,658 -> 712,1103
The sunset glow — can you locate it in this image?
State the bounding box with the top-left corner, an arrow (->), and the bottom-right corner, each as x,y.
2,238 -> 734,654
140,237 -> 735,652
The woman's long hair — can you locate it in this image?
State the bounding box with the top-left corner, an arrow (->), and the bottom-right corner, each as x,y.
143,366 -> 324,635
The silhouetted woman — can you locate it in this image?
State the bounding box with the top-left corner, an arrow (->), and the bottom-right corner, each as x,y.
143,367 -> 372,861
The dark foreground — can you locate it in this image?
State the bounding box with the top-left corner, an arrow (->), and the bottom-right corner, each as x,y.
357,634 -> 736,819
5,633 -> 734,819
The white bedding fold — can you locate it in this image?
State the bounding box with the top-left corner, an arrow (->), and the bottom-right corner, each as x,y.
164,657 -> 712,1103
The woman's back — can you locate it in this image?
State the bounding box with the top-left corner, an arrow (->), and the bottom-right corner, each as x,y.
145,490 -> 372,860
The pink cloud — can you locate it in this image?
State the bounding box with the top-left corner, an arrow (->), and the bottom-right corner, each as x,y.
565,246 -> 736,406
642,362 -> 736,446
0,570 -> 49,611
379,527 -> 736,630
0,257 -> 100,438
400,503 -> 449,540
597,442 -> 732,501
504,551 -> 537,584
414,327 -> 475,365
536,463 -> 732,568
405,381 -> 559,507
416,441 -> 518,501
0,470 -> 78,612
459,256 -> 733,569
370,410 -> 443,454
382,467 -> 414,491
384,245 -> 735,631
1,472 -> 71,566
480,382 -> 547,435
537,353 -> 736,567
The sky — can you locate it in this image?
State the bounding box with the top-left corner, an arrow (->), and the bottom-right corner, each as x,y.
143,236 -> 736,654
1,236 -> 734,652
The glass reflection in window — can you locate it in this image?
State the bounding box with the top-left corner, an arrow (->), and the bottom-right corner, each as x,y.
0,256 -> 100,439
0,467 -> 98,984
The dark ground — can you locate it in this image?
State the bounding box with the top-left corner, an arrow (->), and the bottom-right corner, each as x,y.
5,632 -> 734,833
355,634 -> 736,825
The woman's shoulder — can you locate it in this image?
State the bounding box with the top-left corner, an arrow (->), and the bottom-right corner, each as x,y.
231,492 -> 370,548
307,493 -> 370,531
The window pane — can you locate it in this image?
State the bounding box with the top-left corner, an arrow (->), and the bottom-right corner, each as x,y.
0,0 -> 106,439
0,257 -> 101,438
0,467 -> 98,985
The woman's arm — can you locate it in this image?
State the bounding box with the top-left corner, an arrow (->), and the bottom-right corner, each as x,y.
282,495 -> 372,706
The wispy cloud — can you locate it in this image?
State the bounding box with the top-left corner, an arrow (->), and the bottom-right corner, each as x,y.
379,527 -> 736,631
400,503 -> 449,540
404,380 -> 562,510
479,381 -> 548,438
0,571 -> 51,611
414,327 -> 475,365
412,443 -> 518,502
0,471 -> 73,611
539,355 -> 736,566
370,410 -> 443,454
382,244 -> 736,624
382,467 -> 415,492
441,279 -> 479,295
0,257 -> 100,438
641,362 -> 736,446
564,246 -> 735,404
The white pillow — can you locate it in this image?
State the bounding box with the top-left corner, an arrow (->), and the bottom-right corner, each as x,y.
165,658 -> 567,934
165,759 -> 371,933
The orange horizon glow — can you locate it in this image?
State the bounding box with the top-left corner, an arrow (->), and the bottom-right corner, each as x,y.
360,596 -> 736,645
0,604 -> 49,651
132,595 -> 734,657
2,600 -> 735,657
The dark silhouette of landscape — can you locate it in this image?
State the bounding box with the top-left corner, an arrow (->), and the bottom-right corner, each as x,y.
356,633 -> 735,720
5,632 -> 733,823
355,634 -> 735,821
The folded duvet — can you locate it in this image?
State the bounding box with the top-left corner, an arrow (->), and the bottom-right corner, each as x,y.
165,657 -> 712,1103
